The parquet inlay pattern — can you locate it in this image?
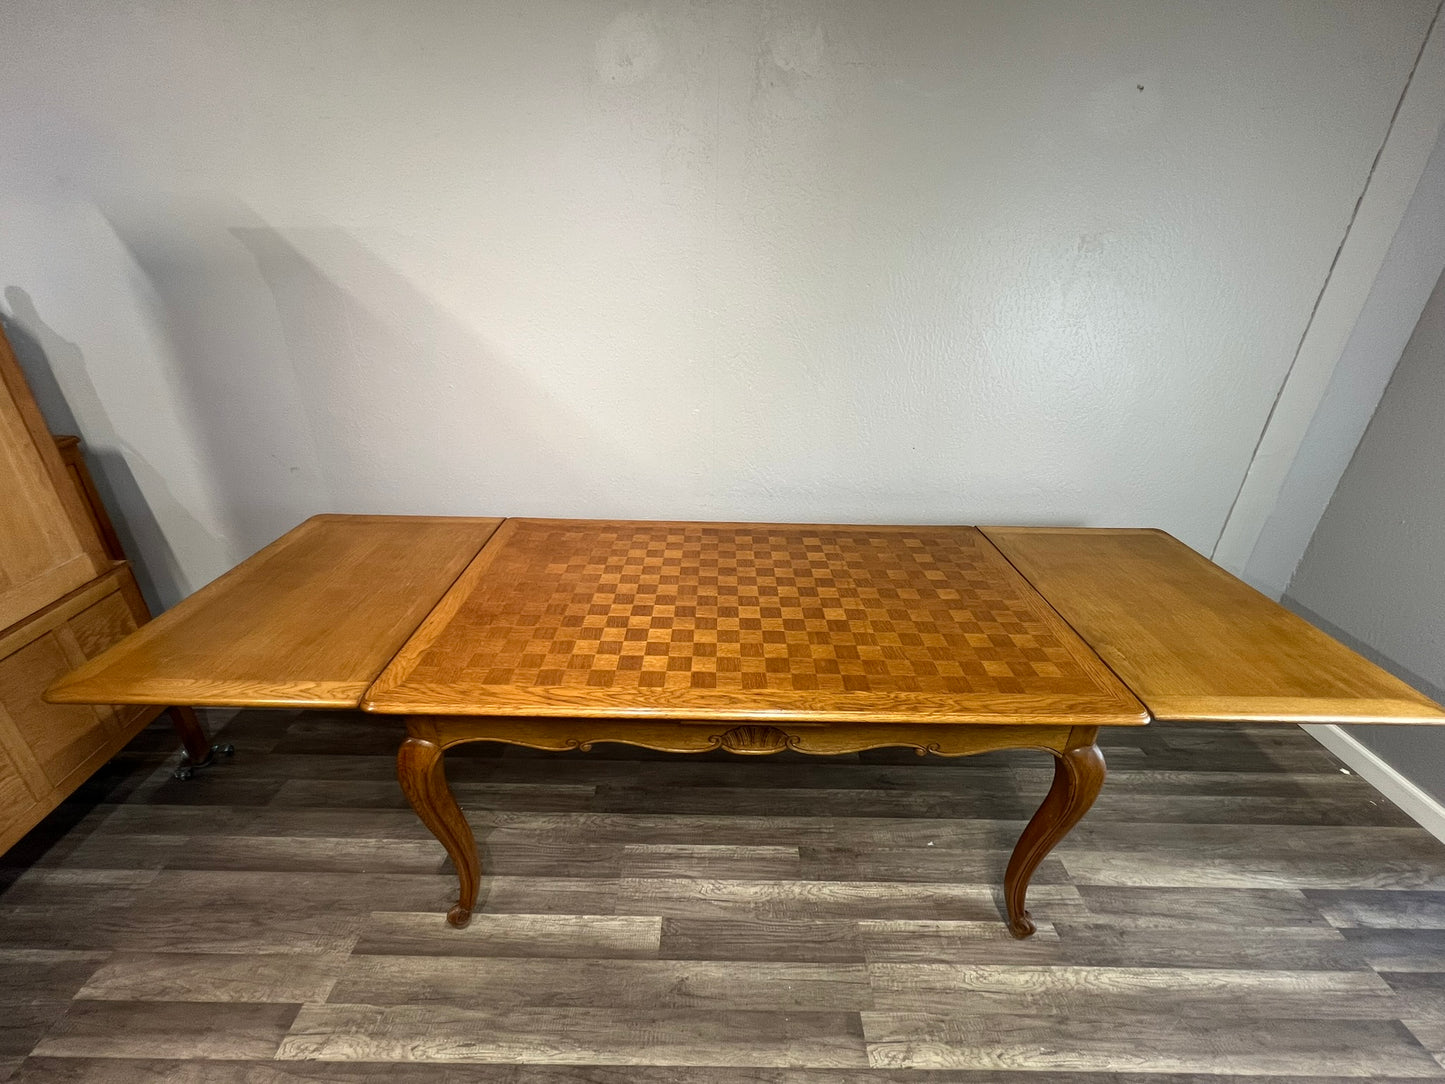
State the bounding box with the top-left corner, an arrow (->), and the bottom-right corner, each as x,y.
6,710 -> 1445,1079
371,520 -> 1140,719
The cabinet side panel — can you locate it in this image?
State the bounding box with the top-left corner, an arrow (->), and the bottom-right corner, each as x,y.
0,332 -> 107,631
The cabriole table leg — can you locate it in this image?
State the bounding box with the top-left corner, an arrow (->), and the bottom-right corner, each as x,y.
1004,725 -> 1105,938
397,715 -> 480,927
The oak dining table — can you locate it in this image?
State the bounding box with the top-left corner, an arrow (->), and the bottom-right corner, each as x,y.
45,515 -> 1445,938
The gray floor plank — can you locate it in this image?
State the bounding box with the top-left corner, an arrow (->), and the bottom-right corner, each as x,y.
613,876 -> 1085,922
26,834 -> 189,872
1343,929 -> 1445,972
31,1001 -> 302,1060
660,917 -> 866,962
1080,791 -> 1415,826
354,912 -> 662,959
1074,885 -> 1329,928
471,875 -> 624,915
857,919 -> 1068,965
10,1062 -> 1444,1084
0,903 -> 364,956
619,843 -> 803,880
88,805 -> 261,836
865,962 -> 1399,1017
75,951 -> 348,1003
859,1013 -> 1445,1075
798,846 -> 1069,885
159,836 -> 453,875
0,951 -> 110,1006
0,1005 -> 71,1063
271,780 -> 597,812
1022,766 -> 1395,798
277,1005 -> 870,1067
1061,850 -> 1445,891
1049,923 -> 1369,971
1309,889 -> 1445,929
243,808 -> 441,839
595,785 -> 1038,819
329,955 -> 873,1010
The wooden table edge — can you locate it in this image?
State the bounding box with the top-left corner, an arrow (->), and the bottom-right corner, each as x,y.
979,524 -> 1445,727
44,513 -> 505,708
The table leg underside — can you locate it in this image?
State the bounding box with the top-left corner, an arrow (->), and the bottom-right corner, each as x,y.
395,715 -> 1103,935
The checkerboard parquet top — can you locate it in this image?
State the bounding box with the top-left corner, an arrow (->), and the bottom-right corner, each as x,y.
366,520 -> 1146,723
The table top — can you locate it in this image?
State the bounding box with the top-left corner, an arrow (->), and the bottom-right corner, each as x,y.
984,526 -> 1444,725
362,519 -> 1146,724
46,515 -> 1445,728
46,516 -> 502,709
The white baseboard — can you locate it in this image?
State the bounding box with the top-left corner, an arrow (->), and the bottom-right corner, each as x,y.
1304,723 -> 1445,845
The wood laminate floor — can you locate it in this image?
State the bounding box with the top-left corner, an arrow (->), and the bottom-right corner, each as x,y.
5,711 -> 1445,1080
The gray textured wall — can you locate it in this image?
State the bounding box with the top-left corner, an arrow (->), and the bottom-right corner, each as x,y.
1287,268 -> 1445,802
0,1 -> 1438,608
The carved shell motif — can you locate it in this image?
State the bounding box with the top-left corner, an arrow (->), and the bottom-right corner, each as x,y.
708,725 -> 801,755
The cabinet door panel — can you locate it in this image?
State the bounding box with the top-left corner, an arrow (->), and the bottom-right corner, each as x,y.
0,329 -> 106,631
0,633 -> 111,787
68,590 -> 137,660
0,737 -> 39,830
66,586 -> 145,732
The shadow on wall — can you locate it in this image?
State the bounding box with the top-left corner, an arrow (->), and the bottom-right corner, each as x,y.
8,202 -> 631,607
227,223 -> 608,514
1,288 -> 186,610
99,197 -> 608,555
96,200 -> 330,561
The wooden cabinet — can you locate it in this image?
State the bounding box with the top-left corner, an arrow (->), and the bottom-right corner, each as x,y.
0,323 -> 204,855
0,341 -> 109,632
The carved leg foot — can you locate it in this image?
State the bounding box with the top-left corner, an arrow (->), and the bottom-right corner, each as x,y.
1004,728 -> 1105,938
397,718 -> 480,928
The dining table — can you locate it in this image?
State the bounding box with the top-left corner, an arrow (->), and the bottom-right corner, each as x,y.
46,515 -> 1445,937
